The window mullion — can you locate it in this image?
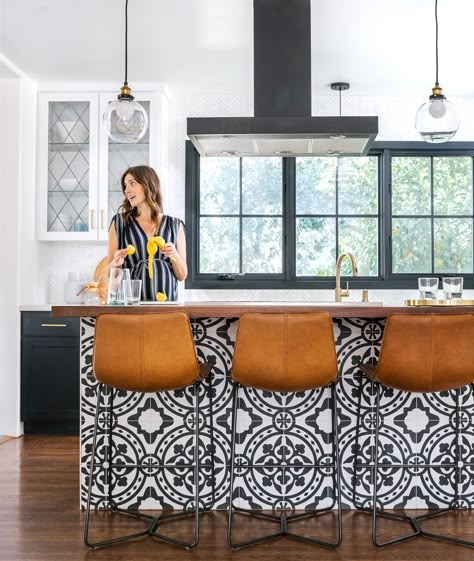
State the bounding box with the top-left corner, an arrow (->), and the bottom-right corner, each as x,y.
285,157 -> 295,281
383,149 -> 391,281
335,159 -> 339,259
430,156 -> 435,274
239,158 -> 243,274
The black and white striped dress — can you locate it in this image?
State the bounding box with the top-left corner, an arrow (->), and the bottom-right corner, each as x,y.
111,213 -> 183,301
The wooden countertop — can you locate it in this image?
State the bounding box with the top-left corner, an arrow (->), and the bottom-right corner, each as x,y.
51,301 -> 474,319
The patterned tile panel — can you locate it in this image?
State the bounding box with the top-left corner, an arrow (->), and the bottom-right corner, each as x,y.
80,317 -> 474,511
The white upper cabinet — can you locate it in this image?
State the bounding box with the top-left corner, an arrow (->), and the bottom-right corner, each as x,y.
36,90 -> 167,241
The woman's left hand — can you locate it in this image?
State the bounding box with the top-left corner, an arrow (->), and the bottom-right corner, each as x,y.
162,242 -> 178,261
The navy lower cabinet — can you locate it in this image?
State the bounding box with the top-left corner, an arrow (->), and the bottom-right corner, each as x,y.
21,312 -> 80,434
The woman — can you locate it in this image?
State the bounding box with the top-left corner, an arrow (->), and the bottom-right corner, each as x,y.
108,165 -> 187,301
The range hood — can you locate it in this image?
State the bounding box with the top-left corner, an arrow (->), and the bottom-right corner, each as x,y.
187,0 -> 378,157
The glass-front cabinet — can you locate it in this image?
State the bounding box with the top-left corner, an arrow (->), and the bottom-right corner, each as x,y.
37,90 -> 165,241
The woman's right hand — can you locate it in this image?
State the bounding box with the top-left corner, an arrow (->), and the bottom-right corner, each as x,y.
110,248 -> 128,268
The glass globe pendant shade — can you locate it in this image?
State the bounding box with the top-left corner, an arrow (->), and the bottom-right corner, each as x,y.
415,81 -> 460,143
103,93 -> 148,144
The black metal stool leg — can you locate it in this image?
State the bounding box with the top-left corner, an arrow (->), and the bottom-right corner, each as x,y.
371,383 -> 420,547
413,385 -> 474,548
352,373 -> 370,512
202,370 -> 216,512
227,383 -> 343,549
332,382 -> 343,545
149,381 -> 202,549
227,381 -> 242,548
84,383 -> 154,549
84,383 -> 104,547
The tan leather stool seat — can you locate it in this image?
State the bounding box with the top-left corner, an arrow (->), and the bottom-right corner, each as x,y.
94,312 -> 206,392
232,312 -> 338,392
361,314 -> 474,393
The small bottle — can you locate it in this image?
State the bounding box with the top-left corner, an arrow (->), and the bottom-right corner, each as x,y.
362,289 -> 369,302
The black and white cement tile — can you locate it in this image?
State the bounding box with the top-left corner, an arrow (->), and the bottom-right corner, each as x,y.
80,317 -> 474,511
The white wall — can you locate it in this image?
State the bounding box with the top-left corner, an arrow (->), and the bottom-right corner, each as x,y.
0,76 -> 36,436
0,79 -> 20,436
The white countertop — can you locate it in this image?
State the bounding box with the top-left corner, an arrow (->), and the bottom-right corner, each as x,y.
19,305 -> 52,312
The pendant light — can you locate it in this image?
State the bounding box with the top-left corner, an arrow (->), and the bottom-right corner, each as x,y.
327,82 -> 350,156
415,0 -> 459,143
103,0 -> 148,143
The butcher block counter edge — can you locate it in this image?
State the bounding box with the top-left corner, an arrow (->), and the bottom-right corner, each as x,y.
51,302 -> 474,319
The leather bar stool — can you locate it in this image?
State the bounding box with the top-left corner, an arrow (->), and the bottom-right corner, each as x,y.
227,312 -> 342,549
354,313 -> 474,548
84,312 -> 214,549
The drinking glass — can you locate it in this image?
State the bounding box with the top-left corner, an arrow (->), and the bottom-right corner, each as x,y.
107,268 -> 131,305
442,276 -> 463,300
123,279 -> 142,305
418,277 -> 438,300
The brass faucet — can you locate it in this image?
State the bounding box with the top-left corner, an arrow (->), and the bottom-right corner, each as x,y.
335,252 -> 358,302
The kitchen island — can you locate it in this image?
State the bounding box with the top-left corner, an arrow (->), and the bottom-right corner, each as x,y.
52,302 -> 474,511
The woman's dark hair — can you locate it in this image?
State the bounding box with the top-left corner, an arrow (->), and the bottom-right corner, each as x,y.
119,165 -> 163,223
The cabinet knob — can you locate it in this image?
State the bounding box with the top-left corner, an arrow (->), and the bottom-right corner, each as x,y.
90,209 -> 95,229
100,209 -> 105,230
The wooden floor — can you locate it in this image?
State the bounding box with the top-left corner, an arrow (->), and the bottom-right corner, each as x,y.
0,436 -> 473,561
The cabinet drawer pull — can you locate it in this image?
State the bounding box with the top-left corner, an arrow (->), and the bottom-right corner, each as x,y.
90,209 -> 95,229
40,323 -> 68,328
100,209 -> 105,230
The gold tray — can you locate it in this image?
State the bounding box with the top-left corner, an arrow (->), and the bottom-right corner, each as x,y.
404,299 -> 474,307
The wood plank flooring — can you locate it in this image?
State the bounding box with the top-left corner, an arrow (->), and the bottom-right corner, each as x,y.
0,436 -> 473,561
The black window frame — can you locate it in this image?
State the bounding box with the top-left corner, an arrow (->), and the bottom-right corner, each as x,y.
185,140 -> 474,290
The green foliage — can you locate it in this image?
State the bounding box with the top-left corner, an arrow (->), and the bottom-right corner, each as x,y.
433,157 -> 472,215
392,157 -> 430,215
338,157 -> 378,214
296,158 -> 336,214
392,218 -> 431,273
392,156 -> 474,274
242,158 -> 282,215
296,217 -> 335,276
434,218 -> 473,273
200,217 -> 239,273
339,217 -> 378,275
200,158 -> 240,215
243,217 -> 282,273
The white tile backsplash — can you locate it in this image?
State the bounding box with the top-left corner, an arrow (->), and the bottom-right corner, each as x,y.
49,242 -> 107,304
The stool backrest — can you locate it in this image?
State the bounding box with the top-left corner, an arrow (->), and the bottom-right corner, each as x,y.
93,312 -> 200,392
376,314 -> 474,392
232,312 -> 338,392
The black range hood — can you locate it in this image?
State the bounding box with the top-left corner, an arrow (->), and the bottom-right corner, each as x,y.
187,0 -> 378,157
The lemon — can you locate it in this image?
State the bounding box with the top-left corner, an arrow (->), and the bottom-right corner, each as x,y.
156,292 -> 168,302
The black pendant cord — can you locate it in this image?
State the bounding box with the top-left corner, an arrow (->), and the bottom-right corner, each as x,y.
124,0 -> 129,86
338,88 -> 342,117
434,0 -> 439,85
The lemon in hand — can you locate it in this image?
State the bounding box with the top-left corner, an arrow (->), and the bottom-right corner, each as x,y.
156,292 -> 168,302
127,244 -> 136,255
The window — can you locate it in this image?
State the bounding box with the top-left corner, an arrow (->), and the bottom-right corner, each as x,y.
185,141 -> 474,289
295,157 -> 378,277
199,157 -> 284,275
391,156 -> 473,274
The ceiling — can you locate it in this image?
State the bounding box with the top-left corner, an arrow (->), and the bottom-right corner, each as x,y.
2,0 -> 474,98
